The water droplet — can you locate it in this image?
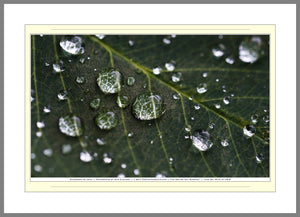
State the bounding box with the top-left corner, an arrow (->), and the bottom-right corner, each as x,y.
243,124 -> 256,138
43,105 -> 51,113
202,72 -> 208,78
192,130 -> 213,152
263,115 -> 269,123
216,78 -> 219,82
165,62 -> 176,71
80,151 -> 93,163
256,153 -> 264,163
95,109 -> 118,130
251,114 -> 259,124
118,173 -> 125,178
184,135 -> 190,139
132,92 -> 166,120
95,34 -> 105,40
215,104 -> 221,109
171,72 -> 182,83
171,34 -> 176,38
153,66 -> 162,75
150,140 -> 154,144
59,115 -> 83,137
36,131 -> 42,137
196,83 -> 207,94
135,68 -> 142,74
127,77 -> 135,86
57,90 -> 68,101
163,38 -> 171,44
194,104 -> 200,110
45,62 -> 50,66
172,93 -> 180,100
34,164 -> 42,172
31,153 -> 36,159
36,121 -> 45,128
62,144 -> 72,154
103,153 -> 112,164
117,95 -> 130,108
90,98 -> 101,109
191,117 -> 195,121
79,57 -> 85,64
156,173 -> 166,178
60,36 -> 84,55
208,123 -> 215,129
263,130 -> 269,141
53,61 -> 65,73
218,35 -> 223,39
239,37 -> 261,63
76,76 -> 85,84
128,132 -> 134,138
133,169 -> 140,176
97,69 -> 122,94
169,157 -> 173,165
121,163 -> 127,169
31,96 -> 35,102
221,139 -> 229,147
128,40 -> 134,46
185,125 -> 191,132
225,57 -> 235,64
223,96 -> 230,105
212,44 -> 225,57
188,97 -> 193,101
43,148 -> 53,157
96,138 -> 106,146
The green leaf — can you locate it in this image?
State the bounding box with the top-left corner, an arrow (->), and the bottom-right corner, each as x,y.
31,34 -> 269,177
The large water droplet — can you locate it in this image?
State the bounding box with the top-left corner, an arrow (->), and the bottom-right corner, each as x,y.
80,151 -> 93,163
132,92 -> 166,120
60,36 -> 84,55
62,144 -> 72,154
127,77 -> 135,86
97,69 -> 122,94
196,83 -> 207,94
95,109 -> 118,130
239,37 -> 261,63
172,72 -> 182,83
153,66 -> 162,75
192,130 -> 213,151
57,90 -> 68,101
58,115 -> 83,137
117,95 -> 130,108
243,124 -> 256,137
90,98 -> 101,109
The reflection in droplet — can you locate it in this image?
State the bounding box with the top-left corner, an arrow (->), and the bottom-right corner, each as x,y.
62,144 -> 72,154
239,37 -> 261,63
243,124 -> 256,137
192,130 -> 213,152
263,115 -> 270,123
132,92 -> 166,120
208,123 -> 215,129
97,69 -> 122,94
59,115 -> 83,137
256,153 -> 264,163
80,151 -> 93,163
95,110 -> 118,130
196,83 -> 207,94
171,72 -> 182,83
103,153 -> 112,164
60,36 -> 84,55
153,66 -> 162,75
128,132 -> 134,138
53,61 -> 65,73
215,104 -> 221,109
128,40 -> 134,46
202,72 -> 208,78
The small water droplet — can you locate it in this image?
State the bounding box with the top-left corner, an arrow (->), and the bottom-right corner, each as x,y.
263,115 -> 269,123
165,61 -> 176,71
202,72 -> 208,78
153,66 -> 162,75
239,37 -> 261,63
171,34 -> 176,38
185,125 -> 191,132
156,173 -> 166,178
225,57 -> 235,64
57,90 -> 68,101
263,130 -> 269,141
34,164 -> 42,172
188,97 -> 193,101
216,78 -> 219,82
96,138 -> 106,146
172,93 -> 180,100
184,135 -> 190,139
127,77 -> 135,86
118,173 -> 125,178
191,117 -> 195,121
31,153 -> 36,159
95,34 -> 105,40
215,104 -> 221,109
61,144 -> 72,154
218,35 -> 223,39
221,139 -> 229,147
223,96 -> 230,105
45,62 -> 50,67
128,40 -> 134,46
59,115 -> 83,137
36,131 -> 42,137
31,96 -> 35,102
43,148 -> 53,157
97,69 -> 122,94
212,44 -> 225,57
163,38 -> 171,45
36,121 -> 45,128
192,130 -> 213,152
194,104 -> 200,110
53,61 -> 65,73
43,105 -> 51,113
128,132 -> 134,138
251,114 -> 259,124
117,95 -> 129,108
169,157 -> 173,165
133,169 -> 140,176
171,72 -> 182,83
208,122 -> 215,129
121,163 -> 127,169
95,109 -> 118,130
150,140 -> 154,144
76,76 -> 85,84
80,151 -> 93,163
243,124 -> 256,138
256,153 -> 264,163
90,98 -> 101,109
103,153 -> 112,164
196,83 -> 207,94
132,92 -> 166,120
60,36 -> 84,55
79,57 -> 85,64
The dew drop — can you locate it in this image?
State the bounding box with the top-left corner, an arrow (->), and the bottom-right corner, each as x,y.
95,109 -> 118,130
34,164 -> 42,172
185,125 -> 191,132
221,139 -> 229,147
117,95 -> 130,108
239,37 -> 261,63
225,57 -> 235,64
150,140 -> 154,144
118,173 -> 125,178
128,40 -> 134,46
31,153 -> 36,159
256,153 -> 264,163
76,76 -> 85,84
97,69 -> 122,94
208,123 -> 215,129
90,98 -> 101,109
57,90 -> 68,101
263,115 -> 270,123
163,38 -> 171,45
192,130 -> 213,152
251,114 -> 259,124
171,72 -> 182,83
156,173 -> 166,178
60,36 -> 84,55
79,57 -> 85,64
212,44 -> 225,57
202,72 -> 208,78
194,104 -> 200,110
61,144 -> 72,154
121,163 -> 127,169
43,105 -> 51,113
196,83 -> 207,94
243,124 -> 256,138
191,117 -> 195,121
216,78 -> 219,82
215,104 -> 221,109
153,66 -> 162,75
103,153 -> 112,164
132,92 -> 166,120
128,132 -> 134,138
80,151 -> 93,163
53,61 -> 65,73
165,62 -> 176,71
133,169 -> 140,176
43,148 -> 53,157
223,96 -> 230,105
96,138 -> 106,146
36,131 -> 42,137
172,93 -> 180,100
36,121 -> 45,129
58,115 -> 83,137
127,77 -> 135,86
45,62 -> 50,67
95,34 -> 105,40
